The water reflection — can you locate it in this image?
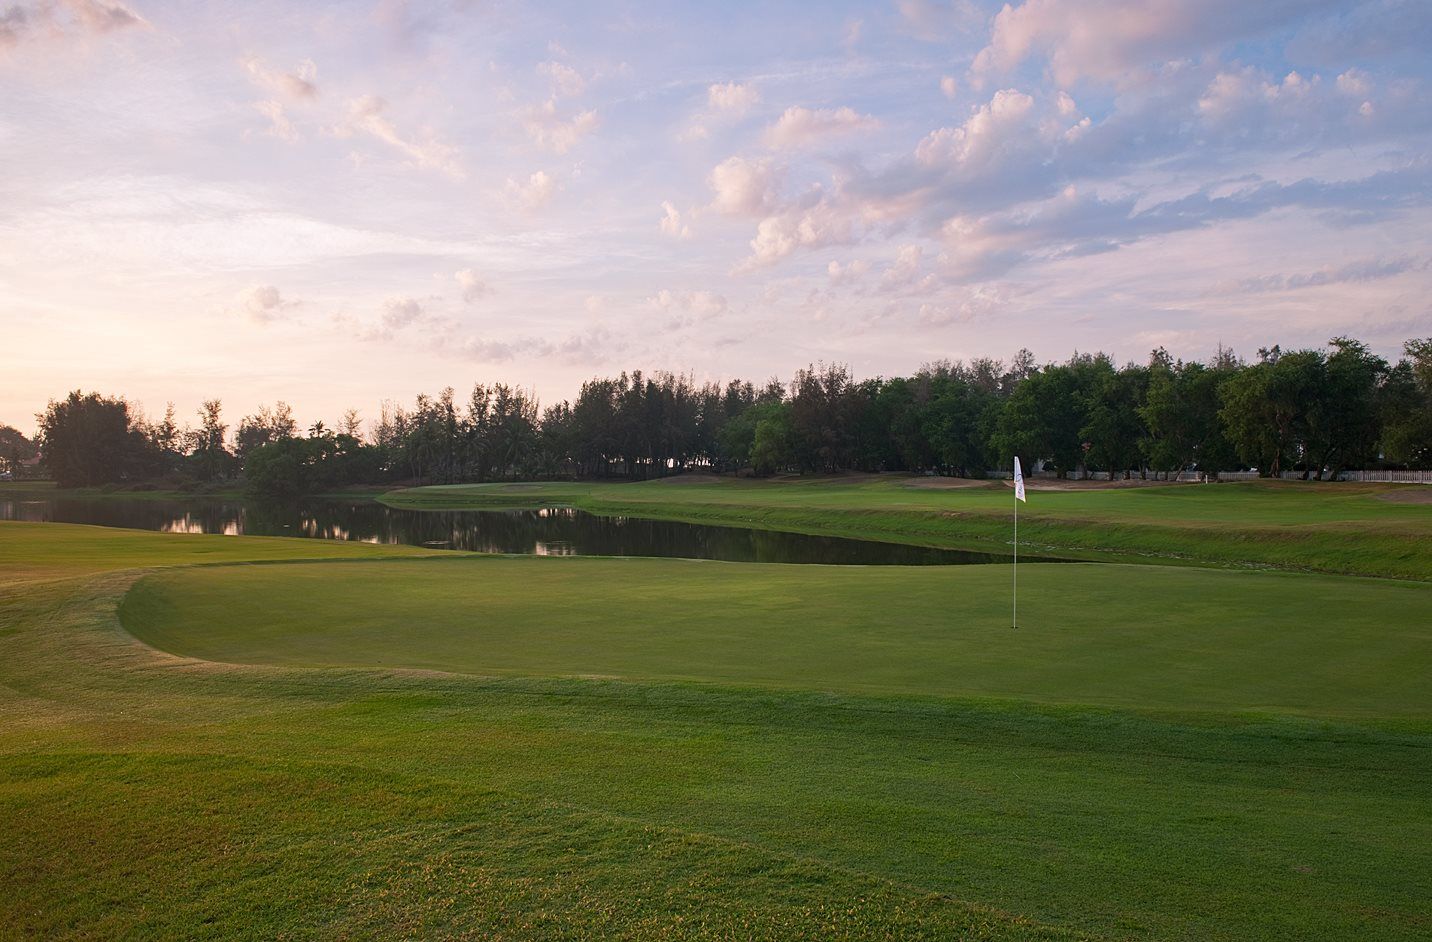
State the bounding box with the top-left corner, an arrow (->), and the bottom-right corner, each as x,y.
0,496 -> 1053,566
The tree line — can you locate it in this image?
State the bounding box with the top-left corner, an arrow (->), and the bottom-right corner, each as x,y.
20,336 -> 1432,496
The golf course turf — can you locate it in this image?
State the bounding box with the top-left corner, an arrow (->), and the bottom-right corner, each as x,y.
3,479 -> 1431,940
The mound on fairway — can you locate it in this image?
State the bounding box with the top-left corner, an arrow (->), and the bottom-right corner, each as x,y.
120,556 -> 1432,718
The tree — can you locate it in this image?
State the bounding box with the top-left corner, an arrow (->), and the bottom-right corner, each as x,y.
1381,338 -> 1432,467
1220,350 -> 1324,477
0,425 -> 37,475
750,405 -> 795,475
188,399 -> 233,482
36,391 -> 159,487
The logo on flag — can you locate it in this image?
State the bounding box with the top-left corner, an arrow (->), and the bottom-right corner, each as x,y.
1013,457 -> 1026,503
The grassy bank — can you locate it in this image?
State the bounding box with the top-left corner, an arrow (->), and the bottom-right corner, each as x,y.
383,476 -> 1432,579
3,522 -> 1431,939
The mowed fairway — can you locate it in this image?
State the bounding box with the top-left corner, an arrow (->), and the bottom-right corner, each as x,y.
122,557 -> 1432,717
3,519 -> 1432,941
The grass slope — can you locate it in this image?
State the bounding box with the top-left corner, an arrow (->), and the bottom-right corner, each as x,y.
2,523 -> 1431,939
121,556 -> 1432,718
384,477 -> 1432,579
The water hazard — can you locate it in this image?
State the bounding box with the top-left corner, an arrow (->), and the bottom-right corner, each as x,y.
1,494 -> 1045,566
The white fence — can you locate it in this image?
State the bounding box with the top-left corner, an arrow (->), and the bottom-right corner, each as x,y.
1338,469 -> 1432,484
983,469 -> 1432,483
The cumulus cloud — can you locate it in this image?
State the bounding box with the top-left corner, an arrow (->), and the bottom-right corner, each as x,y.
242,57 -> 318,140
455,268 -> 488,303
237,284 -> 298,324
763,105 -> 880,149
940,75 -> 959,99
879,245 -> 937,294
648,288 -> 728,328
707,156 -> 780,216
659,200 -> 692,239
337,95 -> 463,177
970,0 -> 1337,88
242,56 -> 318,100
708,81 -> 759,114
381,296 -> 424,330
682,81 -> 760,142
523,98 -> 599,153
538,60 -> 585,97
1,0 -> 143,49
827,258 -> 870,285
504,170 -> 555,210
742,198 -> 854,270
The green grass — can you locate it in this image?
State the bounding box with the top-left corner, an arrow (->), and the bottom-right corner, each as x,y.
3,522 -> 1432,940
383,476 -> 1432,579
121,556 -> 1432,719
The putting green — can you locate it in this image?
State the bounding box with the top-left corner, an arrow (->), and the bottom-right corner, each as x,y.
121,557 -> 1432,718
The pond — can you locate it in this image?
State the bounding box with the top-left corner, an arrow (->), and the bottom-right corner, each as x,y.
1,494 -> 1053,566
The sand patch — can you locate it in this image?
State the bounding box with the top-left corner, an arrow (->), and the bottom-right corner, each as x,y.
1377,487 -> 1432,504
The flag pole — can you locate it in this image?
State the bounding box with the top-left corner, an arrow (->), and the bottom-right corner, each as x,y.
1012,455 -> 1025,629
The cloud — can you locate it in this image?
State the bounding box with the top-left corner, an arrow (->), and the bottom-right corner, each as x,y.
763,105 -> 880,149
237,284 -> 298,324
827,258 -> 870,286
504,170 -> 555,210
708,156 -> 779,216
970,0 -> 1340,88
455,268 -> 488,303
523,98 -> 599,153
381,296 -> 424,330
659,200 -> 692,239
682,81 -> 759,142
242,56 -> 318,100
647,289 -> 728,329
1214,256 -> 1424,295
62,0 -> 142,33
708,81 -> 759,114
743,198 -> 855,270
897,0 -> 983,41
940,75 -> 959,99
337,95 -> 463,177
1,0 -> 143,49
538,60 -> 585,97
879,244 -> 936,293
242,58 -> 319,141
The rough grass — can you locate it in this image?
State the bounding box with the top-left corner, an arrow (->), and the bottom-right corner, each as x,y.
2,523 -> 1432,939
383,477 -> 1432,579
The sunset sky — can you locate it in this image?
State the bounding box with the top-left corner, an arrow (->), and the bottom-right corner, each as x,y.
3,0 -> 1430,433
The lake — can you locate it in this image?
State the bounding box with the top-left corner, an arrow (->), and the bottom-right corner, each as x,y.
0,494 -> 1050,566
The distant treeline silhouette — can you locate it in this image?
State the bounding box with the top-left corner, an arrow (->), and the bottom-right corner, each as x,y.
19,336 -> 1432,495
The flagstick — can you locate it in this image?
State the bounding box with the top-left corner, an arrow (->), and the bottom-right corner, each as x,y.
1012,494 -> 1018,629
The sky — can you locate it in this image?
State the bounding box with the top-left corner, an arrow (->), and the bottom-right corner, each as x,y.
3,0 -> 1431,433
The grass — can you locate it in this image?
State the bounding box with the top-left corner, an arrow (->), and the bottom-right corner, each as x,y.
121,556 -> 1432,718
382,476 -> 1432,579
2,522 -> 1431,940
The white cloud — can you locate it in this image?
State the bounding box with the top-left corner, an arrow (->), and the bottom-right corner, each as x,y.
648,289 -> 728,328
504,170 -> 556,210
827,258 -> 871,285
743,199 -> 854,269
242,56 -> 318,100
970,0 -> 1335,88
659,200 -> 692,239
708,156 -> 780,216
337,95 -> 463,177
455,268 -> 488,303
940,75 -> 959,99
523,98 -> 599,153
1,0 -> 144,48
539,60 -> 586,97
382,296 -> 424,330
237,284 -> 297,324
708,81 -> 759,114
763,105 -> 880,149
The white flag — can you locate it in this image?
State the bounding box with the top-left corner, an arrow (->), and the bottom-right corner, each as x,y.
1013,457 -> 1026,503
